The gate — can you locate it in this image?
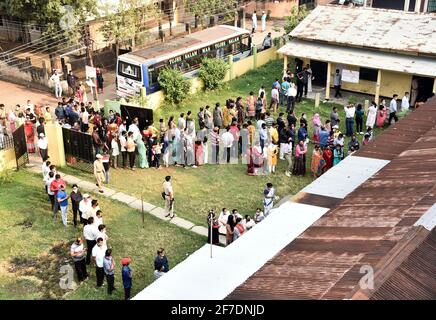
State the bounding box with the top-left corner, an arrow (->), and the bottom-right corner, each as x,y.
62,128 -> 94,172
12,125 -> 29,169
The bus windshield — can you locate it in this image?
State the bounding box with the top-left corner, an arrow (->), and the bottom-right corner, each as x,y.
118,61 -> 142,82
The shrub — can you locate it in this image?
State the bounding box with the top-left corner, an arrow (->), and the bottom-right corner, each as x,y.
158,68 -> 191,104
198,57 -> 229,90
0,169 -> 13,186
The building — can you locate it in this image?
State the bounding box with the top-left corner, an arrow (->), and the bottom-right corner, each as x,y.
227,96 -> 436,300
278,5 -> 436,104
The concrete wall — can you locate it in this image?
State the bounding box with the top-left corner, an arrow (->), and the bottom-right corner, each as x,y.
0,148 -> 16,171
45,123 -> 66,167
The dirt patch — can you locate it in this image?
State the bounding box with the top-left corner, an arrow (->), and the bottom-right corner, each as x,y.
14,219 -> 33,229
8,241 -> 75,299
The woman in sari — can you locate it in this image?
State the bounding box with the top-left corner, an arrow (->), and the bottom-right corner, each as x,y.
312,113 -> 322,143
376,100 -> 387,128
8,110 -> 16,132
247,143 -> 264,175
195,140 -> 204,166
310,145 -> 326,177
24,115 -> 36,153
292,140 -> 307,176
333,145 -> 343,166
136,135 -> 148,168
322,146 -> 333,172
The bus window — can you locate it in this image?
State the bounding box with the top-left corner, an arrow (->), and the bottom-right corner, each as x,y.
118,61 -> 142,82
241,35 -> 250,52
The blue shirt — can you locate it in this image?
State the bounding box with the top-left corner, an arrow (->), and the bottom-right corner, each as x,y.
272,81 -> 279,90
319,130 -> 329,147
298,127 -> 307,142
57,190 -> 68,207
122,266 -> 132,288
154,255 -> 169,272
281,81 -> 290,94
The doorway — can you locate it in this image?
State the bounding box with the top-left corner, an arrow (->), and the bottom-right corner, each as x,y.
411,76 -> 435,106
309,60 -> 328,87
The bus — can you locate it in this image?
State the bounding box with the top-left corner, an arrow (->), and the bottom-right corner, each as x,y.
116,25 -> 251,98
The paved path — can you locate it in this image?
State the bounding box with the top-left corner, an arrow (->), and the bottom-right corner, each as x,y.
26,156 -> 226,244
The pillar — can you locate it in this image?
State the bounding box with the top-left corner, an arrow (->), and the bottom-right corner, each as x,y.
228,54 -> 234,81
375,69 -> 382,104
315,93 -> 320,108
433,78 -> 436,94
325,62 -> 332,100
45,122 -> 66,167
415,0 -> 422,12
283,55 -> 288,78
252,46 -> 257,69
404,0 -> 411,11
364,100 -> 369,114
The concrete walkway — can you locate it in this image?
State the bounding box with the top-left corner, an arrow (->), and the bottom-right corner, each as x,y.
26,157 -> 225,244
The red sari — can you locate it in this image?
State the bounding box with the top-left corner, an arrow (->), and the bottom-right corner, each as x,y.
323,148 -> 333,171
376,108 -> 387,128
195,141 -> 204,166
24,120 -> 35,153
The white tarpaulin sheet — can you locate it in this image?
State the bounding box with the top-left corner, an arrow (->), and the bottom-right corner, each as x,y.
342,69 -> 359,83
133,201 -> 329,300
301,156 -> 389,199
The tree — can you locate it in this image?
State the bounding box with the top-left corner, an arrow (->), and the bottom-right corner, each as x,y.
183,0 -> 237,27
199,57 -> 228,90
99,0 -> 162,57
284,5 -> 310,35
158,68 -> 191,104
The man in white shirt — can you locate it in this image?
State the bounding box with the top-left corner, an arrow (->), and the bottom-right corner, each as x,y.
270,87 -> 279,113
45,171 -> 56,210
49,70 -> 63,98
177,113 -> 186,131
218,208 -> 230,234
92,237 -> 108,287
119,131 -> 127,168
252,11 -> 257,32
345,104 -> 356,137
37,133 -> 49,161
401,92 -> 410,112
286,83 -> 297,113
94,210 -> 104,227
221,127 -> 234,164
128,117 -> 140,140
83,216 -> 99,265
42,160 -> 51,181
388,94 -> 399,125
79,194 -> 92,225
96,224 -> 108,247
80,108 -> 89,133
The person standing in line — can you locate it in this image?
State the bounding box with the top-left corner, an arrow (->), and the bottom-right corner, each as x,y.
93,154 -> 105,193
209,127 -> 220,164
66,71 -> 78,97
70,184 -> 83,228
70,237 -> 88,282
154,248 -> 169,279
37,133 -> 49,162
306,64 -> 313,93
252,11 -> 257,32
355,104 -> 364,134
57,185 -> 69,227
261,11 -> 267,32
333,69 -> 343,98
126,131 -> 136,170
163,176 -> 175,218
119,131 -> 127,168
262,32 -> 272,50
366,101 -> 377,130
121,257 -> 133,300
388,94 -> 399,125
50,173 -> 66,220
92,237 -> 107,288
84,217 -> 98,265
111,133 -> 120,169
102,153 -> 110,183
330,106 -> 340,128
96,68 -> 104,94
345,103 -> 356,137
79,194 -> 92,225
46,171 -> 56,210
49,70 -> 63,98
103,249 -> 115,295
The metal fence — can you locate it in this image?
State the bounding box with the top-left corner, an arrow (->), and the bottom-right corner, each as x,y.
62,127 -> 95,172
0,133 -> 14,151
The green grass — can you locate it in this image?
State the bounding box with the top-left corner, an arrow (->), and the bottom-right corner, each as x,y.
63,59 -> 392,227
0,171 -> 205,300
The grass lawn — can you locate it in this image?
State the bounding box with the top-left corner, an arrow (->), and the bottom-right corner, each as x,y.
0,170 -> 205,300
63,59 -> 392,227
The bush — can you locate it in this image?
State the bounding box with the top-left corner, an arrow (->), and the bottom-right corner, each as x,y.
198,57 -> 229,90
0,169 -> 13,186
158,68 -> 191,104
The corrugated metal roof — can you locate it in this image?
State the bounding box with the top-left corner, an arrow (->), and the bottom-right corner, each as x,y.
227,96 -> 436,300
289,5 -> 436,56
277,39 -> 436,77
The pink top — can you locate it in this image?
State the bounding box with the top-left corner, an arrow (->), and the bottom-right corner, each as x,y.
295,144 -> 307,157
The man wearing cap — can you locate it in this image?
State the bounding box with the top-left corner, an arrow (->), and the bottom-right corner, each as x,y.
121,257 -> 132,300
37,133 -> 49,162
94,154 -> 105,193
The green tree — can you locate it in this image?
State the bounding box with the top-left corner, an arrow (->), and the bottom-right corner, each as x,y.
284,5 -> 310,35
199,57 -> 228,90
183,0 -> 237,27
158,68 -> 191,104
99,0 -> 162,57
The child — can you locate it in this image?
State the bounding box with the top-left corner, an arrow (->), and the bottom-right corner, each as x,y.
121,257 -> 132,300
152,142 -> 162,169
362,133 -> 371,146
333,144 -> 343,166
254,208 -> 265,223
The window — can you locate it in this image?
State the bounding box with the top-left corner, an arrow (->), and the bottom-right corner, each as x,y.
428,0 -> 436,12
118,61 -> 141,82
359,67 -> 378,82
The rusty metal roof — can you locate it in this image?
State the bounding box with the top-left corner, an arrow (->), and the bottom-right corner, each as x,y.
226,96 -> 436,300
289,5 -> 436,57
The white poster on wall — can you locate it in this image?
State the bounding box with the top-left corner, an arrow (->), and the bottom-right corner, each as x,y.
342,69 -> 359,83
85,65 -> 96,79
